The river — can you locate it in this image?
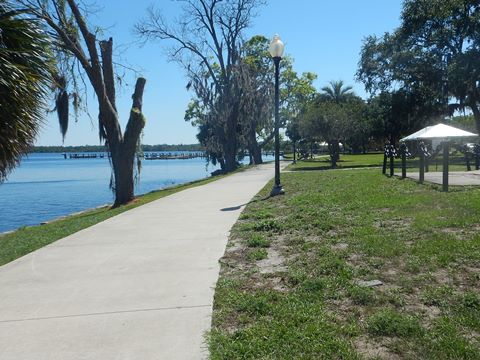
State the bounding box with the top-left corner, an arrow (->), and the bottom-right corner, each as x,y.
0,152 -> 271,233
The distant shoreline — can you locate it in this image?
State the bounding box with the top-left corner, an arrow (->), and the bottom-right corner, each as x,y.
32,144 -> 205,153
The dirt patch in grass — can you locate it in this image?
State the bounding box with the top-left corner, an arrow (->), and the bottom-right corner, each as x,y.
405,303 -> 441,323
373,217 -> 412,229
331,242 -> 349,251
354,336 -> 400,360
257,248 -> 287,274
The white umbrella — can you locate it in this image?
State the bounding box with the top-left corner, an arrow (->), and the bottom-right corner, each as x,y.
399,123 -> 478,192
401,123 -> 477,141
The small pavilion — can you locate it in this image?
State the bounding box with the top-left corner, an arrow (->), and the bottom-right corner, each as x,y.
400,123 -> 478,191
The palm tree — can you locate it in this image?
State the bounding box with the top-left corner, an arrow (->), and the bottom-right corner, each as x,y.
0,1 -> 52,181
321,80 -> 354,103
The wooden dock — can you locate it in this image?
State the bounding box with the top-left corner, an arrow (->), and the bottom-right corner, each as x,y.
64,153 -> 107,159
144,152 -> 205,160
63,152 -> 205,160
63,151 -> 278,161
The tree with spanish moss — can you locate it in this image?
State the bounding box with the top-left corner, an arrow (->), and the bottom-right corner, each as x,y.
18,0 -> 147,206
136,0 -> 264,172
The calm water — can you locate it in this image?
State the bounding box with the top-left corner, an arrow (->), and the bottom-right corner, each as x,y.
0,152 -> 271,233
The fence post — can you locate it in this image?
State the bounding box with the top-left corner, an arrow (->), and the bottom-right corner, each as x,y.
400,144 -> 407,179
390,152 -> 394,177
466,151 -> 471,171
419,151 -> 425,184
443,142 -> 449,192
382,150 -> 387,174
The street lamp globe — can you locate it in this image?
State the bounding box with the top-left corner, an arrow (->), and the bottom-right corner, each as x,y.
269,34 -> 285,196
269,34 -> 285,59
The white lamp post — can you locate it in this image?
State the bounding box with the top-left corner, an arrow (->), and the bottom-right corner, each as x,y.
269,34 -> 285,196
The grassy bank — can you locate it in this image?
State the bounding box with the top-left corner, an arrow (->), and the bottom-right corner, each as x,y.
287,153 -> 384,171
0,171 -> 235,267
288,153 -> 474,173
210,169 -> 480,359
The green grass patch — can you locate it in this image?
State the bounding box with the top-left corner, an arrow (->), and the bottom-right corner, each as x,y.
210,167 -> 480,359
287,153 -> 384,171
246,234 -> 270,248
367,309 -> 423,338
247,248 -> 268,261
287,152 -> 475,174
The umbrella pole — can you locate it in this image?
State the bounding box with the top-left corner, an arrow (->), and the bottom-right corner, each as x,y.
443,141 -> 449,192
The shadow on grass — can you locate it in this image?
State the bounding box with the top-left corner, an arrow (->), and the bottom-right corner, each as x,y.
291,163 -> 382,172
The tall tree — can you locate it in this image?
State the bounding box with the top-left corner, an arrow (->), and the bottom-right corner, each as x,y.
320,80 -> 354,104
299,84 -> 366,167
137,0 -> 264,172
358,0 -> 480,133
282,69 -> 317,161
0,1 -> 53,181
285,119 -> 301,163
239,35 -> 317,164
240,35 -> 274,165
367,89 -> 439,144
19,0 -> 147,206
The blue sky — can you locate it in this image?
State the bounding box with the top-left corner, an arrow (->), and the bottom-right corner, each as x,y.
36,0 -> 403,146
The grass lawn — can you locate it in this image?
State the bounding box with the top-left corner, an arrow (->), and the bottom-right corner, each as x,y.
0,171 -> 239,267
287,153 -> 384,171
209,169 -> 480,359
287,152 -> 475,173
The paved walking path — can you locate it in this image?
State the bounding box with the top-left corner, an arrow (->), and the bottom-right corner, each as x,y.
401,169 -> 480,186
0,163 -> 277,360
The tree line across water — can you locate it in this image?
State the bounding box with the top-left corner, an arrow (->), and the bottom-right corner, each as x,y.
2,0 -> 480,206
33,144 -> 205,154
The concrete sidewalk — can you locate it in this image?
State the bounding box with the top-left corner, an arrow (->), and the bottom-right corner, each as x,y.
401,170 -> 480,186
0,163 -> 277,360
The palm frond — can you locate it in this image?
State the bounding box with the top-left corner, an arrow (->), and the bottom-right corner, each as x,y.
0,1 -> 53,181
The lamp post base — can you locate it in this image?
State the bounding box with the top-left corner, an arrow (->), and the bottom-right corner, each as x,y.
270,184 -> 285,197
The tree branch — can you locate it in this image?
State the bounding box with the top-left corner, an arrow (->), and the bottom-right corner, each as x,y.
124,78 -> 147,153
99,38 -> 116,111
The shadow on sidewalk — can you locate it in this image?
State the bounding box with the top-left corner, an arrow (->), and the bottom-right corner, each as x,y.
220,195 -> 273,212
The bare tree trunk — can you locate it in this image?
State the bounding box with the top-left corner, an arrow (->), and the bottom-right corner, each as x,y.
329,140 -> 340,168
251,145 -> 262,164
470,102 -> 480,134
224,142 -> 237,172
218,158 -> 226,171
99,77 -> 145,208
111,150 -> 134,206
97,40 -> 146,207
293,141 -> 297,163
223,108 -> 239,172
248,138 -> 263,165
21,2 -> 147,208
113,78 -> 146,207
246,118 -> 263,165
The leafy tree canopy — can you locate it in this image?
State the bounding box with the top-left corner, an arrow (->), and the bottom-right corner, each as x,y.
357,0 -> 480,133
